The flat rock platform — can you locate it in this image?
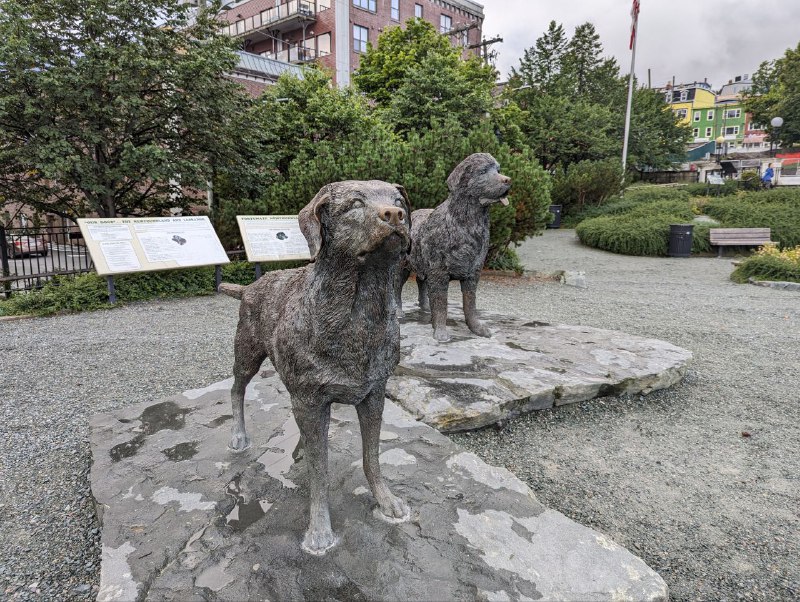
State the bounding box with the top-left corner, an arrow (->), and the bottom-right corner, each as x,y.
91,374 -> 668,601
391,305 -> 692,432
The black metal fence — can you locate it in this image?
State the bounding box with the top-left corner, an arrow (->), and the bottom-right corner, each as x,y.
637,170 -> 700,185
0,225 -> 93,298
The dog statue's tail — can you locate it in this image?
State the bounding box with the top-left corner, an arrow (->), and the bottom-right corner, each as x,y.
218,282 -> 244,300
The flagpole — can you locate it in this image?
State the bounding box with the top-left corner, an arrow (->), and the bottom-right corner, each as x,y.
621,1 -> 639,184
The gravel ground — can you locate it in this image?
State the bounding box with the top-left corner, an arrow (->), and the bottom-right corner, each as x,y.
1,229 -> 798,601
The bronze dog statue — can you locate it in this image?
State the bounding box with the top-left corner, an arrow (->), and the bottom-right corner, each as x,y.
220,181 -> 412,556
400,153 -> 511,342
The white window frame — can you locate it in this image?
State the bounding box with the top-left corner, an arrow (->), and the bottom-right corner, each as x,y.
415,3 -> 423,18
353,24 -> 369,53
693,128 -> 700,138
664,92 -> 672,103
724,125 -> 740,136
440,14 -> 452,33
353,0 -> 376,12
675,108 -> 688,120
707,110 -> 714,120
391,0 -> 399,20
693,111 -> 701,122
725,108 -> 741,119
705,127 -> 713,137
679,90 -> 688,102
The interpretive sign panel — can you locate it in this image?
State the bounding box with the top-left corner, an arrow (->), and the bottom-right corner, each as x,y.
707,174 -> 725,185
78,217 -> 230,276
236,216 -> 311,262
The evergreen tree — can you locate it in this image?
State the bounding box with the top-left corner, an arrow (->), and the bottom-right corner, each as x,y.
745,42 -> 800,148
0,0 -> 251,221
509,20 -> 568,93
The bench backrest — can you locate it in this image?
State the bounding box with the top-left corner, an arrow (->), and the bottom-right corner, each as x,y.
709,228 -> 771,244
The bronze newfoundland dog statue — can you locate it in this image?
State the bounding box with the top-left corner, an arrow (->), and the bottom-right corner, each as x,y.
400,153 -> 511,342
220,181 -> 412,556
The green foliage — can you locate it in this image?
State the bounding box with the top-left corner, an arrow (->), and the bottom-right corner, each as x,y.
0,0 -> 250,220
0,261 -> 305,317
731,254 -> 800,284
744,42 -> 800,149
506,21 -> 688,171
680,181 -> 739,197
485,246 -> 524,274
704,189 -> 800,248
551,158 -> 624,215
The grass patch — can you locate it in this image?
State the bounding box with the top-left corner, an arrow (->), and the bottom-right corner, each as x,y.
0,260 -> 305,317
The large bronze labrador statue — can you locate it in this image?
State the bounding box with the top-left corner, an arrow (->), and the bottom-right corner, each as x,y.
401,153 -> 511,342
220,181 -> 412,556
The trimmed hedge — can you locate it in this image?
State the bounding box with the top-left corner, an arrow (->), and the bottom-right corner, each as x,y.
704,189 -> 800,248
0,260 -> 303,317
731,254 -> 800,284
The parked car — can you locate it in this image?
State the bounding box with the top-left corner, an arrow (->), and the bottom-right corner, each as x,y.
7,234 -> 49,258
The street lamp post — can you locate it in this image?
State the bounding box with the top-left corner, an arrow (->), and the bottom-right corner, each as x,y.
770,116 -> 784,157
715,135 -> 725,164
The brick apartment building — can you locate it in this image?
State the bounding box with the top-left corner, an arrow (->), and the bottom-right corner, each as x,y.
218,0 -> 485,88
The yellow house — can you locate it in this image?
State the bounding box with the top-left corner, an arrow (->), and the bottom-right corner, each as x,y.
662,82 -> 716,126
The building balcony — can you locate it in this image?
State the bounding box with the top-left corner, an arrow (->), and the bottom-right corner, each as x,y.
224,0 -> 322,38
262,46 -> 330,65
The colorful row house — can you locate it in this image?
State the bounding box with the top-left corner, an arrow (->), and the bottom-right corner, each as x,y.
661,76 -> 770,154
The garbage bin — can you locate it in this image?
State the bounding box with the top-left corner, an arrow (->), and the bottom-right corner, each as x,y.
668,224 -> 694,258
547,204 -> 562,229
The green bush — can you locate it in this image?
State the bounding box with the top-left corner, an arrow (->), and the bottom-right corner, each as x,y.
731,254 -> 800,284
0,260 -> 304,317
485,246 -> 524,274
551,158 -> 624,216
680,180 -> 739,197
704,189 -> 800,248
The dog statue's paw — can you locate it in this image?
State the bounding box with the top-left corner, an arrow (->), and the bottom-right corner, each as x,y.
433,328 -> 450,342
375,493 -> 411,524
468,321 -> 492,338
301,528 -> 339,556
228,431 -> 251,453
396,305 -> 405,319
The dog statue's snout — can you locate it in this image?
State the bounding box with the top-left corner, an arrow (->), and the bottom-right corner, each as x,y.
380,206 -> 405,226
499,175 -> 511,186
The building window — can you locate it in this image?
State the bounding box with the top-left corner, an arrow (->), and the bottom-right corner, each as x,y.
783,162 -> 798,176
707,110 -> 714,121
391,0 -> 399,20
353,0 -> 376,12
353,24 -> 369,53
317,32 -> 331,56
724,125 -> 740,136
440,14 -> 452,33
693,128 -> 699,138
415,3 -> 423,18
679,90 -> 688,101
664,92 -> 672,103
705,127 -> 713,137
725,109 -> 741,119
675,108 -> 687,120
693,111 -> 701,122
749,122 -> 763,131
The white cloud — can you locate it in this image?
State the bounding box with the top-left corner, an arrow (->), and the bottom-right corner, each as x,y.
480,0 -> 800,89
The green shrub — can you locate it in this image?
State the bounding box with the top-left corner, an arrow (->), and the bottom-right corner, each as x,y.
0,260 -> 305,317
680,180 -> 739,197
704,189 -> 800,248
551,158 -> 624,216
731,254 -> 800,284
485,246 -> 524,274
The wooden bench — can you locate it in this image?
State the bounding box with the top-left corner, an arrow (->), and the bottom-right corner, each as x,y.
709,228 -> 772,257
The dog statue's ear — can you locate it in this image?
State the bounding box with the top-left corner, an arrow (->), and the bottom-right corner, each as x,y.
299,185 -> 332,262
393,184 -> 413,251
446,157 -> 471,194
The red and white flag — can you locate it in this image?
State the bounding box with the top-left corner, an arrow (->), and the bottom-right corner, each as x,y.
630,0 -> 641,50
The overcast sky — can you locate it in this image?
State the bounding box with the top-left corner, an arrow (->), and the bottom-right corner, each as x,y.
479,0 -> 800,90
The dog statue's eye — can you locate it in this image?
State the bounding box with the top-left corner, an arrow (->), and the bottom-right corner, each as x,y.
351,199 -> 365,209
394,199 -> 403,207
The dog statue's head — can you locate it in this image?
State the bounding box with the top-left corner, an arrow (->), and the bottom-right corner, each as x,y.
299,180 -> 412,264
447,153 -> 512,207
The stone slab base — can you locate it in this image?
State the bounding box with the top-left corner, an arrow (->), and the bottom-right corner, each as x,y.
91,374 -> 668,601
390,305 -> 693,432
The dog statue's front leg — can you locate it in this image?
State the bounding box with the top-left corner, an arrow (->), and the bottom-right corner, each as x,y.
461,277 -> 491,338
357,387 -> 410,522
294,400 -> 338,556
428,276 -> 450,342
417,276 -> 430,312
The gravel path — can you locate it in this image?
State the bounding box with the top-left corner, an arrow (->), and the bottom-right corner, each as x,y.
1,229 -> 798,600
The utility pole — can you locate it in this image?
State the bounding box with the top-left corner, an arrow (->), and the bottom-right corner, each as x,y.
468,36 -> 502,65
